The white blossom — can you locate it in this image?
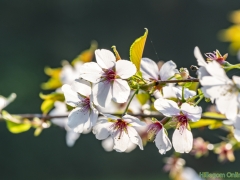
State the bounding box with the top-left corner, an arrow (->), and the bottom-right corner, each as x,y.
154,98 -> 202,153
62,79 -> 98,133
50,102 -> 81,147
93,114 -> 145,152
147,121 -> 172,154
140,58 -> 178,81
79,49 -> 136,107
194,46 -> 240,120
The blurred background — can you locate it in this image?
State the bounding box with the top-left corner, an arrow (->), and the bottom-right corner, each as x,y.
1,0 -> 240,179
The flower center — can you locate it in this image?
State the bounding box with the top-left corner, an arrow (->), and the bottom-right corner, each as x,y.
205,52 -> 225,65
147,122 -> 162,141
111,119 -> 128,139
79,97 -> 90,113
176,114 -> 188,134
102,68 -> 116,83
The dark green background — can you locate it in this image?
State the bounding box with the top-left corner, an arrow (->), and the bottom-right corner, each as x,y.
0,0 -> 240,179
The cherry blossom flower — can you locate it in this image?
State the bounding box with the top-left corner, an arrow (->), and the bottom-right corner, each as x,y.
194,46 -> 240,120
50,102 -> 81,147
93,114 -> 146,152
147,121 -> 172,154
60,62 -> 83,85
154,85 -> 196,100
214,143 -> 235,162
191,137 -> 211,157
140,58 -> 178,82
163,156 -> 185,178
62,79 -> 98,133
79,49 -> 136,107
154,98 -> 202,153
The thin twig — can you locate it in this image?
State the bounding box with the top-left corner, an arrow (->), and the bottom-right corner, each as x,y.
0,113 -> 227,121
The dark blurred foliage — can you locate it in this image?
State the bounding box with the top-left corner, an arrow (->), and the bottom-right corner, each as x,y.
0,0 -> 240,179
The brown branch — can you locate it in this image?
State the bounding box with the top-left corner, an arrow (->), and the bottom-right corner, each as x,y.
0,113 -> 226,121
157,78 -> 199,84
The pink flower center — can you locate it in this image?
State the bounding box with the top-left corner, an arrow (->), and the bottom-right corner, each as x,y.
147,122 -> 162,141
110,119 -> 128,139
79,97 -> 90,113
205,52 -> 225,64
102,68 -> 116,83
176,114 -> 188,134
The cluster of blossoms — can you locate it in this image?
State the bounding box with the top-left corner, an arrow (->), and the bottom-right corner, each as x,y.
2,28 -> 240,180
37,30 -> 240,158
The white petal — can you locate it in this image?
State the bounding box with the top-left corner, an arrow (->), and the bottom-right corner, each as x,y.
197,67 -> 209,79
93,120 -> 112,140
194,46 -> 207,67
93,82 -> 112,107
113,131 -> 129,152
71,79 -> 92,97
50,102 -> 68,127
159,60 -> 178,81
181,103 -> 202,122
232,75 -> 240,89
153,90 -> 162,99
73,123 -> 84,133
128,126 -> 143,150
174,86 -> 196,100
62,84 -> 81,107
89,106 -> 99,127
216,95 -> 238,120
233,115 -> 240,129
140,58 -> 159,80
95,49 -> 116,69
125,142 -> 137,153
155,128 -> 172,154
67,107 -> 89,130
115,60 -> 136,79
79,62 -> 103,83
112,79 -> 130,103
172,128 -> 193,153
234,129 -> 240,142
205,61 -> 231,82
101,137 -> 114,152
60,64 -> 76,84
154,98 -> 180,117
122,114 -> 146,127
102,113 -> 120,120
66,130 -> 80,147
162,86 -> 177,99
181,167 -> 202,180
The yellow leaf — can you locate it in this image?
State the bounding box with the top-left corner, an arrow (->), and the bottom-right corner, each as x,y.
203,112 -> 226,119
136,93 -> 150,105
130,28 -> 148,71
71,40 -> 98,65
2,111 -> 31,134
41,99 -> 55,114
189,120 -> 217,128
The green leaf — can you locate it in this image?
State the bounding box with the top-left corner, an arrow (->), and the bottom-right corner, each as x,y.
130,28 -> 148,71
